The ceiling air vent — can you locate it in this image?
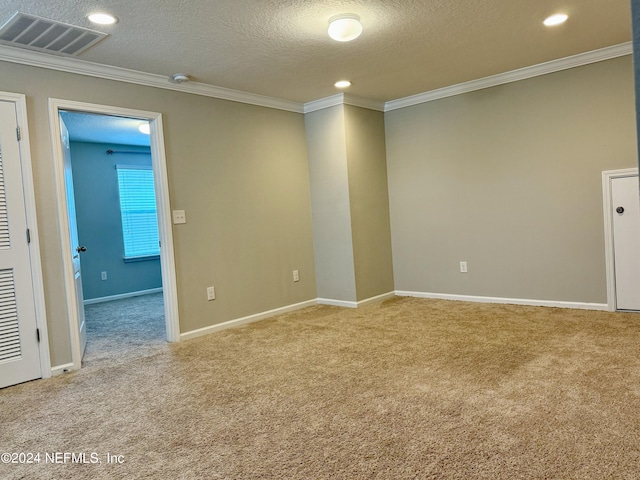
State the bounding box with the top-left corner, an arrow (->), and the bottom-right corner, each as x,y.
0,12 -> 108,56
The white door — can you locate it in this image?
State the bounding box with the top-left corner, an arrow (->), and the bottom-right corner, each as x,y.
60,118 -> 87,356
612,174 -> 640,311
0,100 -> 41,388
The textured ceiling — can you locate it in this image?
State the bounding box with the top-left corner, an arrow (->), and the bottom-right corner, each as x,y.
0,0 -> 632,103
60,111 -> 150,147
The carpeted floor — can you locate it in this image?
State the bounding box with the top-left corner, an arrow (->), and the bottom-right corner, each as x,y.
82,292 -> 166,366
1,297 -> 640,479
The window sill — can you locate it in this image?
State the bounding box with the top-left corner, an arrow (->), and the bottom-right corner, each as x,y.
123,255 -> 160,263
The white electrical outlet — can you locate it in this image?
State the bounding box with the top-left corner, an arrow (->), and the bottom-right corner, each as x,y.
293,270 -> 299,282
460,261 -> 468,273
207,286 -> 215,301
101,271 -> 107,281
172,210 -> 187,224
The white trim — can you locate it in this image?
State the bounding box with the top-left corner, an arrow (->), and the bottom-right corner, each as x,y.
0,45 -> 302,113
0,91 -> 52,379
357,291 -> 396,306
149,112 -> 180,343
303,93 -> 343,113
180,299 -> 317,341
317,291 -> 396,308
0,43 -> 630,115
343,94 -> 385,112
317,298 -> 358,308
602,168 -> 639,312
83,287 -> 164,305
395,291 -> 609,311
50,362 -> 74,376
384,42 -> 633,112
49,101 -> 83,372
304,93 -> 385,114
48,99 -> 181,372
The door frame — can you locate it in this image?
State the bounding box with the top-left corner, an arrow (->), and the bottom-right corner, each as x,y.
602,167 -> 639,312
48,98 -> 180,371
0,91 -> 51,379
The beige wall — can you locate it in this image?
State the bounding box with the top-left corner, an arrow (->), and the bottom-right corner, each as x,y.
305,104 -> 394,303
385,56 -> 638,303
1,61 -> 316,366
344,105 -> 394,301
305,105 -> 357,301
3,52 -> 636,367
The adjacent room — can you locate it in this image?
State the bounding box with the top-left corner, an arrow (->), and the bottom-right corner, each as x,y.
61,111 -> 166,364
0,1 -> 639,478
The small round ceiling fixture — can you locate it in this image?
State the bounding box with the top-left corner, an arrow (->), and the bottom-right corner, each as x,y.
138,123 -> 150,135
335,80 -> 352,89
543,13 -> 568,27
328,14 -> 362,42
171,73 -> 190,84
87,12 -> 118,25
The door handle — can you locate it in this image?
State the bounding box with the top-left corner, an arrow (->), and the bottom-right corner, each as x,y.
76,246 -> 87,253
616,206 -> 624,214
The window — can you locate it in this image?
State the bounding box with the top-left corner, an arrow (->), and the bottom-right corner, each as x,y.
116,165 -> 159,260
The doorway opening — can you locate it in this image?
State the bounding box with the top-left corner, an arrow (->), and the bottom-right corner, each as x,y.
61,110 -> 166,364
49,99 -> 179,371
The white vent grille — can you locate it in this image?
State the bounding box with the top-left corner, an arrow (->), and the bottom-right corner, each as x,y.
0,12 -> 108,56
0,269 -> 20,363
0,136 -> 9,250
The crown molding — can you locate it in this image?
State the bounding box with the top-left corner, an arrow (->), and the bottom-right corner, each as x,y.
0,45 -> 304,113
343,94 -> 385,112
0,42 -> 632,116
304,93 -> 385,114
304,93 -> 344,113
385,42 -> 633,112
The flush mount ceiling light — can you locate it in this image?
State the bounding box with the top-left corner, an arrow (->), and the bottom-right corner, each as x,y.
543,13 -> 568,27
138,123 -> 150,135
328,14 -> 362,42
87,12 -> 118,25
335,80 -> 352,88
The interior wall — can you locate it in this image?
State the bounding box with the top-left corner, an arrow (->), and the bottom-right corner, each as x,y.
0,61 -> 317,366
69,141 -> 162,300
385,56 -> 637,304
305,105 -> 357,301
344,105 -> 394,301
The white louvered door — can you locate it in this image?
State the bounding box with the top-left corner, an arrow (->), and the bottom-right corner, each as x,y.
0,100 -> 41,388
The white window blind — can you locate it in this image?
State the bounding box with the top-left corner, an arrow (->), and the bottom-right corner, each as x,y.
116,165 -> 159,259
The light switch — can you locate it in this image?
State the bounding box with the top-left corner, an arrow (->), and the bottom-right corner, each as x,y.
172,210 -> 186,224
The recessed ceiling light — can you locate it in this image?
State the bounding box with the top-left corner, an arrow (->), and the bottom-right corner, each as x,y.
335,80 -> 352,89
328,14 -> 362,42
543,13 -> 568,27
87,12 -> 118,25
138,123 -> 150,135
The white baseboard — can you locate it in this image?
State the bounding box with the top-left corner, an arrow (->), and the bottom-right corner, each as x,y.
317,298 -> 358,308
50,362 -> 75,376
358,291 -> 396,306
180,299 -> 317,341
318,291 -> 396,308
83,287 -> 163,305
395,290 -> 609,311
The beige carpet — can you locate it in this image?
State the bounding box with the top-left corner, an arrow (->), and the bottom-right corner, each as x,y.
82,292 -> 166,366
1,297 -> 640,479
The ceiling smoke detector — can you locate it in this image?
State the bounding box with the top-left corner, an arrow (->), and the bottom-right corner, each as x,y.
171,73 -> 190,84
